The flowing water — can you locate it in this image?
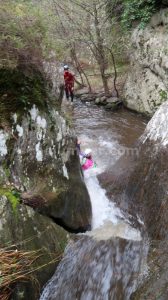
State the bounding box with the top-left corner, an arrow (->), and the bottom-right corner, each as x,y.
40,101 -> 148,300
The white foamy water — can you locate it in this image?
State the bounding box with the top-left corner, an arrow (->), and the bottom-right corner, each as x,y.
84,172 -> 141,241
85,175 -> 122,229
80,130 -> 141,242
39,102 -> 147,300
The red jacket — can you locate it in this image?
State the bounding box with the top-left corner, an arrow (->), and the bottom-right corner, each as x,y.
64,71 -> 74,87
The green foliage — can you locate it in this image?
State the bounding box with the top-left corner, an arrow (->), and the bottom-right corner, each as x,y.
107,0 -> 166,29
121,0 -> 157,29
0,187 -> 20,213
0,0 -> 59,68
159,89 -> 167,101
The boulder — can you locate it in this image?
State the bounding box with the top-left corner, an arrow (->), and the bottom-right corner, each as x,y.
95,97 -> 101,104
80,93 -> 96,102
37,154 -> 92,232
0,193 -> 69,300
100,96 -> 107,103
106,97 -> 120,104
105,103 -> 115,110
105,101 -> 122,111
80,94 -> 88,101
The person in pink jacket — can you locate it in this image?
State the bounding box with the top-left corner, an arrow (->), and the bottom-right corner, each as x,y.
81,148 -> 96,171
76,140 -> 96,171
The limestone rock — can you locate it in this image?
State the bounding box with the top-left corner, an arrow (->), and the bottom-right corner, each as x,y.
124,9 -> 168,116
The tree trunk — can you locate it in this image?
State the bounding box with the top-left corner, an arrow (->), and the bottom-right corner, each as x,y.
70,48 -> 84,85
93,3 -> 110,96
110,49 -> 119,98
71,45 -> 92,92
106,47 -> 119,98
99,65 -> 109,96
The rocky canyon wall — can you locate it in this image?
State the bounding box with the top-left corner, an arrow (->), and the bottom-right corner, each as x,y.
124,9 -> 168,116
0,60 -> 91,299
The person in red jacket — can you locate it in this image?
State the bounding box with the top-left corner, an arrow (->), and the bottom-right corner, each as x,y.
63,65 -> 75,102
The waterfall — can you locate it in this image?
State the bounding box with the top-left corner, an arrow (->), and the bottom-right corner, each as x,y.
40,171 -> 145,300
40,236 -> 144,300
40,101 -> 148,300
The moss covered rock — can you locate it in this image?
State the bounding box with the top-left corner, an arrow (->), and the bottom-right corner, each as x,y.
0,66 -> 91,232
0,52 -> 91,298
0,193 -> 69,300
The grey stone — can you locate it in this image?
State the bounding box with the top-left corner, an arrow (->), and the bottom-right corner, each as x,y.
106,97 -> 120,104
105,103 -> 112,109
80,94 -> 96,102
124,8 -> 168,116
105,101 -> 122,111
100,96 -> 107,103
95,97 -> 101,104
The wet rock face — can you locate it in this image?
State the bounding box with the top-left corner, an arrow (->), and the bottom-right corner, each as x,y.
126,101 -> 168,239
101,101 -> 168,239
100,101 -> 168,299
0,103 -> 91,231
37,153 -> 92,233
126,144 -> 168,239
0,102 -> 91,230
0,63 -> 91,297
124,9 -> 168,116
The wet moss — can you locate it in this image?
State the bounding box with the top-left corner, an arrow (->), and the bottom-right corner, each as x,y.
1,161 -> 10,179
0,68 -> 48,127
0,187 -> 20,213
62,110 -> 73,128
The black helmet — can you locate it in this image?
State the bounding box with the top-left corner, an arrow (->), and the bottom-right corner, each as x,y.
64,65 -> 69,70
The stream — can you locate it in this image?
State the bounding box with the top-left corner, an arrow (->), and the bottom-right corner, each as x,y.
40,101 -> 148,300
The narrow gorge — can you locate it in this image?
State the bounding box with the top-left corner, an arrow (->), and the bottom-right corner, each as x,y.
1,1 -> 168,300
